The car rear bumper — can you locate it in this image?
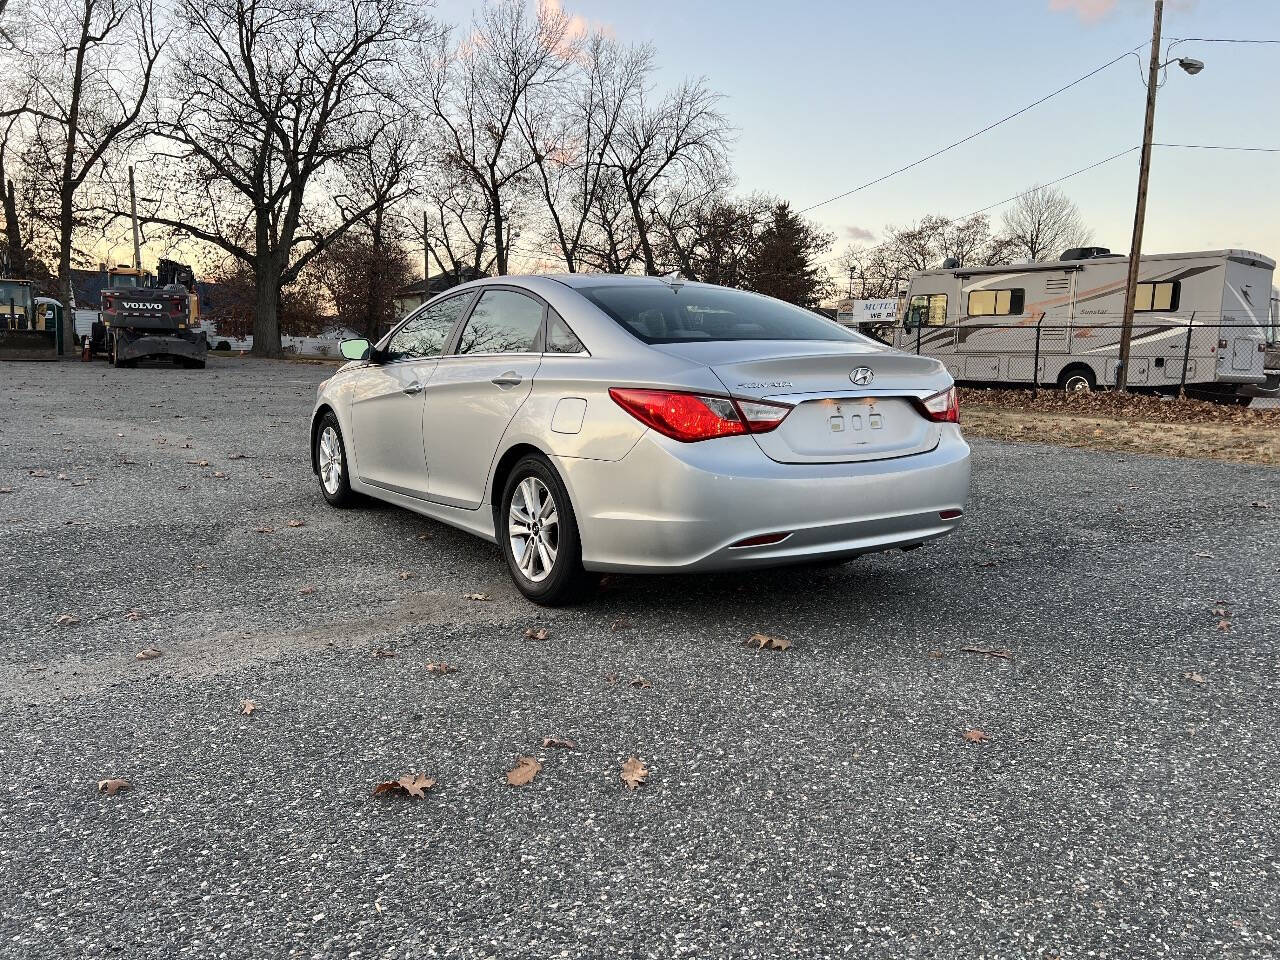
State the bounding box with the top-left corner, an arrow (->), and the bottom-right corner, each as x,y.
556,425 -> 971,573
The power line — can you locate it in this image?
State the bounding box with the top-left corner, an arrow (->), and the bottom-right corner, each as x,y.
1164,37 -> 1280,44
795,45 -> 1144,216
817,145 -> 1140,267
1154,142 -> 1280,153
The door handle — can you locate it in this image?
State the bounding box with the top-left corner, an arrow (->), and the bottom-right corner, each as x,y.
491,371 -> 522,388
402,382 -> 423,395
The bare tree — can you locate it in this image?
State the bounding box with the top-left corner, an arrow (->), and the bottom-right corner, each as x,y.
606,76 -> 731,275
416,0 -> 575,277
21,0 -> 163,328
1000,184 -> 1091,262
521,32 -> 650,272
136,0 -> 423,356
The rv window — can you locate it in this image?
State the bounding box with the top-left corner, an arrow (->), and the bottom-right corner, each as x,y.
1135,281 -> 1180,312
908,294 -> 948,326
967,288 -> 1025,317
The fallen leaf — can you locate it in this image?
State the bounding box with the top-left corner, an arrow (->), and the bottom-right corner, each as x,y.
212,471 -> 227,479
506,755 -> 542,787
0,486 -> 11,494
542,736 -> 575,750
123,609 -> 143,621
962,729 -> 989,743
1182,672 -> 1205,684
240,698 -> 258,715
958,646 -> 1013,660
611,617 -> 631,631
55,613 -> 80,626
523,627 -> 550,640
372,647 -> 396,659
1216,619 -> 1231,633
373,773 -> 436,798
298,585 -> 316,595
463,592 -> 490,601
135,647 -> 163,661
927,650 -> 944,659
28,469 -> 50,477
185,459 -> 210,467
628,675 -> 652,689
415,532 -> 432,540
1250,501 -> 1270,509
397,571 -> 414,581
603,672 -> 618,685
747,632 -> 792,651
255,526 -> 274,534
620,755 -> 649,790
287,519 -> 305,528
1212,606 -> 1229,616
227,452 -> 249,460
97,778 -> 130,796
1195,551 -> 1215,559
976,560 -> 998,568
425,663 -> 455,674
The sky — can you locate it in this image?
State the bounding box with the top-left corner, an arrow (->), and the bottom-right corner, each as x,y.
434,0 -> 1280,273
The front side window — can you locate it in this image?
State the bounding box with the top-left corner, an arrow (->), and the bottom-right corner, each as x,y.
387,293 -> 469,359
455,289 -> 544,354
908,293 -> 948,326
545,309 -> 586,354
1135,281 -> 1180,311
967,288 -> 1024,317
579,283 -> 860,344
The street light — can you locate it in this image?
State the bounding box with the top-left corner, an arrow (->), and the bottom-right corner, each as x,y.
1115,0 -> 1204,392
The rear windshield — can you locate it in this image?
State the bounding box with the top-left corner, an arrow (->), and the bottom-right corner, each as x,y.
578,284 -> 859,344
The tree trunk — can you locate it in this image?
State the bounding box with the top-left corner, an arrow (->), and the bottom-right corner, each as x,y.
3,179 -> 26,279
251,262 -> 283,357
626,185 -> 657,275
492,188 -> 507,276
57,185 -> 75,349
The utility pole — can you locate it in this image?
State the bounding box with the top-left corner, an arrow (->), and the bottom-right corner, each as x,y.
847,266 -> 855,299
421,210 -> 430,293
128,165 -> 142,272
1116,0 -> 1163,392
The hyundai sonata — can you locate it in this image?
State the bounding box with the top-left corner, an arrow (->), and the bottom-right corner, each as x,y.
311,275 -> 970,604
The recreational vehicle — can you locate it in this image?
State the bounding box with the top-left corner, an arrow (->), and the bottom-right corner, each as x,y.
895,248 -> 1276,400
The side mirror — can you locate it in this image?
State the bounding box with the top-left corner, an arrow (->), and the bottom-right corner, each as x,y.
340,338 -> 372,362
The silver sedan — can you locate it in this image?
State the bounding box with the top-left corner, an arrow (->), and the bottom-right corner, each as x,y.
311,275 -> 970,604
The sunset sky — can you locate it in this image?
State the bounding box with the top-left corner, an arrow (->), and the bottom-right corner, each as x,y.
433,0 -> 1280,272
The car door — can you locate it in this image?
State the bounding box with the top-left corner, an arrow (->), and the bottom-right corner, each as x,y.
422,287 -> 545,509
349,292 -> 473,497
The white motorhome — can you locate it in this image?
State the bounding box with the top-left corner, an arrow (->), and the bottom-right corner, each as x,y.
895,248 -> 1277,400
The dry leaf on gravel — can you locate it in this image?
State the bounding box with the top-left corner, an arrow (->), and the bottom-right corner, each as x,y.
542,736 -> 575,750
372,647 -> 396,659
1250,501 -> 1269,509
97,778 -> 130,796
135,647 -> 163,661
373,773 -> 436,798
184,459 -> 210,467
212,471 -> 227,479
524,627 -> 550,640
959,646 -> 1013,660
628,675 -> 652,689
506,756 -> 542,787
287,519 -> 305,528
927,650 -> 945,659
1195,551 -> 1215,559
55,613 -> 80,626
611,617 -> 631,631
240,699 -> 258,715
415,532 -> 432,540
463,592 -> 490,601
1183,672 -> 1205,684
29,469 -> 49,477
227,453 -> 249,460
747,632 -> 792,651
620,755 -> 649,790
962,729 -> 989,743
1216,620 -> 1231,633
397,571 -> 414,581
1212,606 -> 1229,616
255,526 -> 274,534
0,486 -> 11,493
603,672 -> 618,685
298,585 -> 316,595
425,663 -> 455,674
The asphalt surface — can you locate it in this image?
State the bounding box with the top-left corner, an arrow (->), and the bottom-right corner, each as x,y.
1,357 -> 1277,959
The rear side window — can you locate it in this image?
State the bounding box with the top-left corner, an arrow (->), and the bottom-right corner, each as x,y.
387,293 -> 469,359
967,288 -> 1024,317
1135,281 -> 1180,311
578,284 -> 858,344
908,294 -> 948,326
545,309 -> 585,354
455,289 -> 544,354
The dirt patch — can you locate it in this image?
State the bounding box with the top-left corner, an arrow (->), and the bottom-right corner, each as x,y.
960,388 -> 1279,465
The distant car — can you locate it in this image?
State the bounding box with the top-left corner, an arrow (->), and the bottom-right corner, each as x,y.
311,275 -> 971,605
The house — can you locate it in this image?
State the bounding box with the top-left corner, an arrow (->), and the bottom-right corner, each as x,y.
394,266 -> 488,319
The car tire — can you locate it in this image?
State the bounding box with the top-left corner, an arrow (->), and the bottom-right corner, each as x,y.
500,454 -> 597,606
315,412 -> 357,507
1057,365 -> 1096,394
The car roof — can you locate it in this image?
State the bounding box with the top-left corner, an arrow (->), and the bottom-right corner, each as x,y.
539,273 -> 679,290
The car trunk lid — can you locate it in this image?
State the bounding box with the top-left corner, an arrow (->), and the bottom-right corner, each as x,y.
652,340 -> 951,464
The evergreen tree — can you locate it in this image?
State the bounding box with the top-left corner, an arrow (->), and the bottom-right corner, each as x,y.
746,202 -> 833,308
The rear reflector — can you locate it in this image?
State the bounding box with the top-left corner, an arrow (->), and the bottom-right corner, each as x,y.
939,509 -> 963,520
609,388 -> 792,442
729,531 -> 792,548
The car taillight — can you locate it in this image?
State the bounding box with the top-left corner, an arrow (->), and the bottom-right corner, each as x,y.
608,388 -> 792,442
916,386 -> 959,423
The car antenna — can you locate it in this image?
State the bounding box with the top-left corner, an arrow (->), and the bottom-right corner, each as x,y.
660,271 -> 684,292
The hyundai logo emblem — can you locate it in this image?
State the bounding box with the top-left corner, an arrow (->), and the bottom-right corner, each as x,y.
849,366 -> 874,386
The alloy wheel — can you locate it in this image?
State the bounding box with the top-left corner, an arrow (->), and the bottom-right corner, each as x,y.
318,426 -> 343,495
508,476 -> 559,583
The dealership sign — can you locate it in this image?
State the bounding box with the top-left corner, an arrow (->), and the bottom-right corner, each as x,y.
835,298 -> 900,326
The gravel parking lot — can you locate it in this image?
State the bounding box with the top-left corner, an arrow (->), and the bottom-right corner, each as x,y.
2,357 -> 1277,959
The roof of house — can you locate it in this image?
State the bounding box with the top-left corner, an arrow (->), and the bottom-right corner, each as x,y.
397,266 -> 488,298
